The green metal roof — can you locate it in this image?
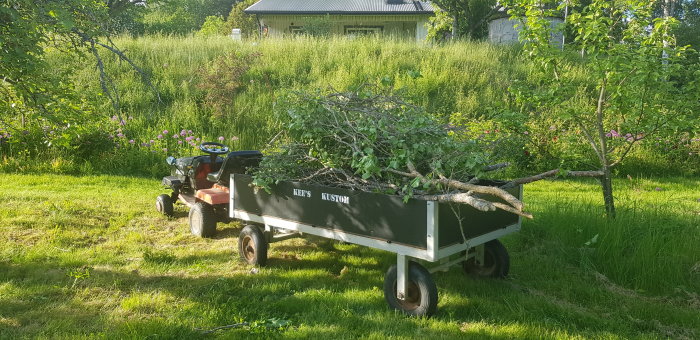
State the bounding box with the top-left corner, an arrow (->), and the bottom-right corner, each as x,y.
244,0 -> 434,15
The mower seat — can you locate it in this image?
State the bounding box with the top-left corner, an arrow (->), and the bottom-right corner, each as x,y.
207,150 -> 262,186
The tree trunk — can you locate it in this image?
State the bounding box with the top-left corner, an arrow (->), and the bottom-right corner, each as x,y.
663,0 -> 675,18
452,15 -> 459,39
599,166 -> 616,218
662,0 -> 675,60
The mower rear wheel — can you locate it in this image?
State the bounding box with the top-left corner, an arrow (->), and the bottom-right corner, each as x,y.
156,194 -> 174,217
238,225 -> 268,266
463,239 -> 510,279
189,202 -> 217,238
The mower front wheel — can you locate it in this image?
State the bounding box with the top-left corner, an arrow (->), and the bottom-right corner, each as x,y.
189,202 -> 217,238
156,194 -> 174,217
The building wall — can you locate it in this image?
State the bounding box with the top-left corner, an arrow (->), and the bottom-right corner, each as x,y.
257,14 -> 430,41
488,17 -> 564,46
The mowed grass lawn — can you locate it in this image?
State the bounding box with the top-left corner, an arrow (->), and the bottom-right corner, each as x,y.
0,174 -> 698,339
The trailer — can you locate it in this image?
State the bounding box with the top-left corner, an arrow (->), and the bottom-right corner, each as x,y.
227,173 -> 522,317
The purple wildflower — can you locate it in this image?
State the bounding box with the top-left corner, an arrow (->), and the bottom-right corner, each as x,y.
173,134 -> 179,139
150,140 -> 155,144
218,136 -> 224,141
129,140 -> 135,144
157,135 -> 163,139
117,133 -> 124,138
178,140 -> 182,144
180,129 -> 186,136
163,130 -> 169,134
111,115 -> 118,121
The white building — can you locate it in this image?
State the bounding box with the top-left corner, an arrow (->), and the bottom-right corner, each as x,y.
244,0 -> 434,41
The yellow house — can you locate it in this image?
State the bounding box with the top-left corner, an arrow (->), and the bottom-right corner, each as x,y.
244,0 -> 435,41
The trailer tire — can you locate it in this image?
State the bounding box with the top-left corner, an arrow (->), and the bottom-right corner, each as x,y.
463,239 -> 510,279
189,202 -> 217,238
156,194 -> 174,217
238,225 -> 268,266
383,262 -> 438,317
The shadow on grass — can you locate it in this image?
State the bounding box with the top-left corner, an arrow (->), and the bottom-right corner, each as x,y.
0,247 -> 661,340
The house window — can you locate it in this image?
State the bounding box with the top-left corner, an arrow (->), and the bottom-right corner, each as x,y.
289,26 -> 304,35
344,26 -> 383,36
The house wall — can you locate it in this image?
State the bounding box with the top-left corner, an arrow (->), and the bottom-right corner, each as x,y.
488,17 -> 564,46
257,14 -> 431,41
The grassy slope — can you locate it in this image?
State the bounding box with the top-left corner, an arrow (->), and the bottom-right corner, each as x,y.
41,36 -> 527,156
0,174 -> 697,339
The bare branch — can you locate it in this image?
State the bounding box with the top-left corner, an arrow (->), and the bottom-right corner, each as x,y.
501,168 -> 604,189
484,162 -> 510,172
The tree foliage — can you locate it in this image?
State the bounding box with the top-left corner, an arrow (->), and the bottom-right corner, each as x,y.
430,0 -> 500,40
0,0 -> 157,153
197,15 -> 227,36
225,0 -> 258,39
1,0 -> 110,148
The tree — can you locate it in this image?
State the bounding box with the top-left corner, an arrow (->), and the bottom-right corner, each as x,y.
224,0 -> 258,39
503,0 -> 699,217
1,0 -> 156,152
430,0 -> 501,39
674,0 -> 700,47
1,1 -> 108,128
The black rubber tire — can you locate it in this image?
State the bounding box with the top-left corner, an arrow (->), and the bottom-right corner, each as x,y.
463,239 -> 510,279
155,194 -> 174,217
238,225 -> 268,266
383,262 -> 438,317
188,202 -> 217,238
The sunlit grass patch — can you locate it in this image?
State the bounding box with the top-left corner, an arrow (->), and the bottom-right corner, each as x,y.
0,174 -> 697,338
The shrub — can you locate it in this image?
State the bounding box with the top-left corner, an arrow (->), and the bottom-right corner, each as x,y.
197,15 -> 226,37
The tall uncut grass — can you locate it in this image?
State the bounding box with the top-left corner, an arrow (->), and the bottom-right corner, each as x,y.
8,35 -> 689,176
38,35 -> 531,174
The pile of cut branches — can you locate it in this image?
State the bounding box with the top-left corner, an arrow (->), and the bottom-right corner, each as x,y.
254,88 -> 540,218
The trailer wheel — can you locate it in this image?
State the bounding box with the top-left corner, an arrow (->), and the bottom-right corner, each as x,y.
238,225 -> 268,266
155,194 -> 174,217
189,202 -> 217,238
383,262 -> 438,317
463,239 -> 510,279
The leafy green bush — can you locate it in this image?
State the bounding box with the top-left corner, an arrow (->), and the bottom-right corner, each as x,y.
197,15 -> 227,37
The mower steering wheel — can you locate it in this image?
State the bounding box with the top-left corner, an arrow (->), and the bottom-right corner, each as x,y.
199,142 -> 230,155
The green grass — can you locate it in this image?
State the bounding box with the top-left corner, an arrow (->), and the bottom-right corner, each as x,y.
1,174 -> 698,338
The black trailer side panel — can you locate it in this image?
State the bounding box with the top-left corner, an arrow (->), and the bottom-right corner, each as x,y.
437,180 -> 520,248
232,175 -> 429,249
